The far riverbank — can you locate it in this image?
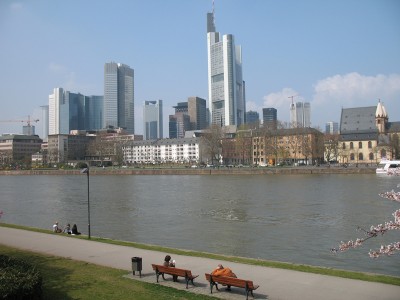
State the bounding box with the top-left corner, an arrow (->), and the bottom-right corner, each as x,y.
0,165 -> 376,176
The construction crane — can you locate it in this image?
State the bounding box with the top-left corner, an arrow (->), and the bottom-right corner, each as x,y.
0,115 -> 39,126
288,94 -> 299,105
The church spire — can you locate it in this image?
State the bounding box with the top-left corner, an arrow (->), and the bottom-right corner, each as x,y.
375,99 -> 388,134
375,99 -> 388,118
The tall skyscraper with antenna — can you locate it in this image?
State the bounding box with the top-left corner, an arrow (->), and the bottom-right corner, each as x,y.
207,2 -> 245,127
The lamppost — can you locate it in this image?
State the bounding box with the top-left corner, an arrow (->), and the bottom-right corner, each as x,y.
80,166 -> 91,239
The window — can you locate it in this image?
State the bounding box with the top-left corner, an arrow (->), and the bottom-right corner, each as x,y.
369,153 -> 374,160
350,153 -> 355,160
342,143 -> 346,149
368,141 -> 372,148
350,142 -> 353,149
359,142 -> 362,149
381,149 -> 386,158
359,153 -> 363,161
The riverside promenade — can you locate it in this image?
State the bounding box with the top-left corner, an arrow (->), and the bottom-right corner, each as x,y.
1,227 -> 399,300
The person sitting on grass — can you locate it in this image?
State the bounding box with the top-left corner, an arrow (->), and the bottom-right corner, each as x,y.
63,223 -> 72,234
52,221 -> 62,233
71,224 -> 81,235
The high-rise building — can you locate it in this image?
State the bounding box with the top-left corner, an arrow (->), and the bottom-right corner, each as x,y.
86,96 -> 104,131
246,111 -> 259,126
40,105 -> 49,141
49,88 -> 65,135
49,88 -> 83,135
49,88 -> 103,135
188,96 -> 207,130
290,101 -> 311,128
143,100 -> 163,140
169,102 -> 193,139
263,108 -> 277,129
169,97 -> 207,139
325,121 -> 339,134
104,62 -> 134,133
207,8 -> 245,127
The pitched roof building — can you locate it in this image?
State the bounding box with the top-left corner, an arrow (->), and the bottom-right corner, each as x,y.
339,100 -> 400,164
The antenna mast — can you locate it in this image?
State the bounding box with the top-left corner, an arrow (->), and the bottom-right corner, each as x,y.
212,0 -> 215,25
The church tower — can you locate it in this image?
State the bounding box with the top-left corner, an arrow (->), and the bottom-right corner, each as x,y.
375,99 -> 388,134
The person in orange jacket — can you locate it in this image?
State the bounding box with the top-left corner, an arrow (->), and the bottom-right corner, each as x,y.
211,264 -> 237,278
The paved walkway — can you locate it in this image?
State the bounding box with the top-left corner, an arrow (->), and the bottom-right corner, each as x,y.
1,227 -> 399,300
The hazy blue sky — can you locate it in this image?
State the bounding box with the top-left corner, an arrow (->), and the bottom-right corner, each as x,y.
1,0 -> 399,137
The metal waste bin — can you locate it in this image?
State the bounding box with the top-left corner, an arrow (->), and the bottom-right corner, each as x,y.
131,256 -> 142,277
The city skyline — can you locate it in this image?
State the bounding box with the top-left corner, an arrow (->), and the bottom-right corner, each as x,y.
0,0 -> 399,138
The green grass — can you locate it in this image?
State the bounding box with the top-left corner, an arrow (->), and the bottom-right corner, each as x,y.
0,244 -> 215,300
2,222 -> 400,286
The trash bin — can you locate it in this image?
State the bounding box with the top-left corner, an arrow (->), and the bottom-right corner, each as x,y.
131,257 -> 142,277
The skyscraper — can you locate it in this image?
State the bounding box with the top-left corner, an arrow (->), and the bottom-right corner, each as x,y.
86,96 -> 104,131
263,108 -> 277,129
104,62 -> 134,133
188,96 -> 207,130
143,100 -> 163,140
169,102 -> 189,139
48,88 -> 103,135
325,121 -> 339,134
49,88 -> 71,135
207,8 -> 245,127
290,101 -> 311,128
40,105 -> 49,141
246,111 -> 259,126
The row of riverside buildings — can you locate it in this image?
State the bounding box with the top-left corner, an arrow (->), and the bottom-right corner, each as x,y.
1,100 -> 398,168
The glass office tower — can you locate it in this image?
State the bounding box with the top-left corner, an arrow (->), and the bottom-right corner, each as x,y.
104,62 -> 134,133
143,100 -> 163,140
207,10 -> 245,127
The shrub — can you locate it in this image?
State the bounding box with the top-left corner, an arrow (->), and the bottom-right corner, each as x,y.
0,255 -> 42,300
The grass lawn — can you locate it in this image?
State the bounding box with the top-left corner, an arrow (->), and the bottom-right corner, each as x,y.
0,244 -> 215,300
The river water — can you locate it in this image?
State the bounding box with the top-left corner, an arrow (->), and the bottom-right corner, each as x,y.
1,174 -> 399,277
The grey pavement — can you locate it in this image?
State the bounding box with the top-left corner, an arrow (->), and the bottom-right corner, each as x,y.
1,227 -> 399,300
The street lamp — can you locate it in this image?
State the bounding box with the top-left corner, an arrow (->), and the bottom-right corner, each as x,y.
80,166 -> 91,239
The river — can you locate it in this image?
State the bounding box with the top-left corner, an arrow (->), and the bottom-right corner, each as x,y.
1,173 -> 399,277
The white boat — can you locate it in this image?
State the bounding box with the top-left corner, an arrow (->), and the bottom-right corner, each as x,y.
376,160 -> 400,174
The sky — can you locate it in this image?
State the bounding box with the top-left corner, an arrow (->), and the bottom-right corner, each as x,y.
0,0 -> 399,138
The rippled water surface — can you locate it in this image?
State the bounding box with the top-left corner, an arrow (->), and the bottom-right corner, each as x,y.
1,174 -> 399,276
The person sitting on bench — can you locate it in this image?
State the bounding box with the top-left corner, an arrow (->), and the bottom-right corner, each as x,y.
211,264 -> 236,277
163,255 -> 177,281
211,264 -> 237,290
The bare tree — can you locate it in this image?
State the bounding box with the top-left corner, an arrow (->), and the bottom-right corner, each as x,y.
202,125 -> 224,165
390,133 -> 400,159
234,124 -> 253,165
324,134 -> 340,163
87,132 -> 115,165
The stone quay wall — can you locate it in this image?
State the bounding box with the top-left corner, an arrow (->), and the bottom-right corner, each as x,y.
0,166 -> 375,176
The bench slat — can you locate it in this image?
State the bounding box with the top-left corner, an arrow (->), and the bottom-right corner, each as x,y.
151,264 -> 198,289
205,273 -> 259,300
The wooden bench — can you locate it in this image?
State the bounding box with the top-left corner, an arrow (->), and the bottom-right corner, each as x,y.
205,273 -> 259,300
151,264 -> 198,289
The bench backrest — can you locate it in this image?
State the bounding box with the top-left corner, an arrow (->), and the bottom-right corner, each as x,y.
152,264 -> 192,277
205,273 -> 255,289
